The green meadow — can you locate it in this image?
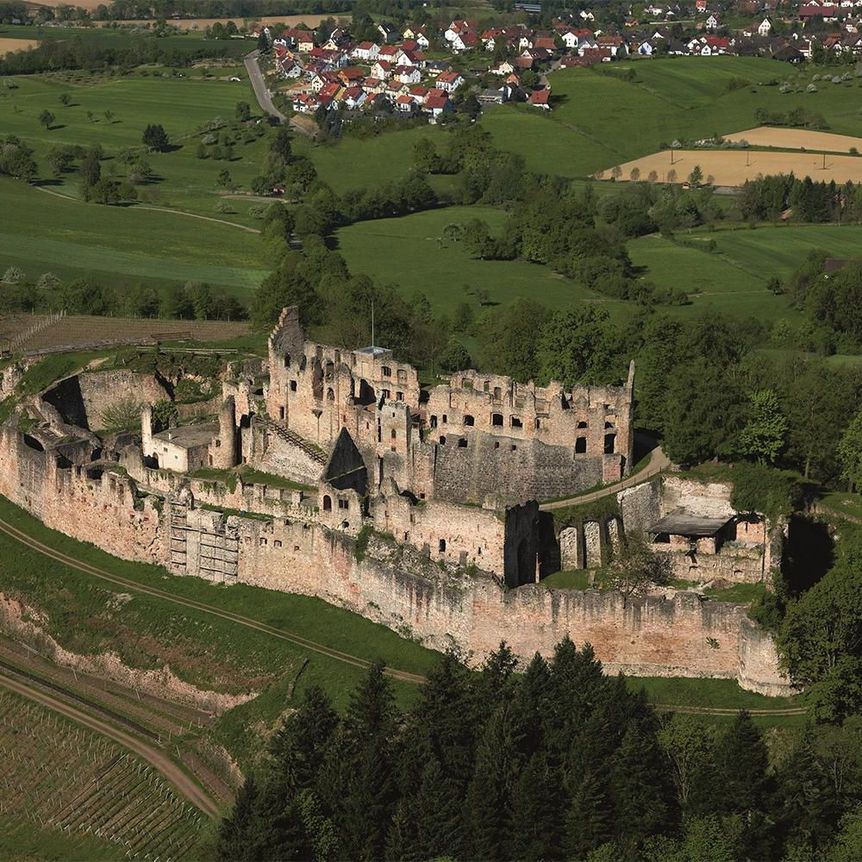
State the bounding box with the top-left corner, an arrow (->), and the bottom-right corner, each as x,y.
0,178 -> 267,293
0,69 -> 269,219
629,223 -> 862,313
334,205 -> 630,317
335,205 -> 860,325
482,56 -> 862,177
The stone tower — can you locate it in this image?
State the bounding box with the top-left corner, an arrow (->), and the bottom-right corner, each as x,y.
212,395 -> 237,469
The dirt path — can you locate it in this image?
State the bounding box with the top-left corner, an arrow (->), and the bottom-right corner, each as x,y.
0,515 -> 428,686
540,446 -> 670,511
0,667 -> 221,818
35,185 -> 261,234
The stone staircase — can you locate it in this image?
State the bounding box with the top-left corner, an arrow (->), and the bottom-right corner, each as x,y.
258,416 -> 327,466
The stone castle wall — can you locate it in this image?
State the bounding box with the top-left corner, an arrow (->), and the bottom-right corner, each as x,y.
43,371 -> 170,431
0,424 -> 791,695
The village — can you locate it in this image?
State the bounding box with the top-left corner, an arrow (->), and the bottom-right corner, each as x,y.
249,1 -> 862,121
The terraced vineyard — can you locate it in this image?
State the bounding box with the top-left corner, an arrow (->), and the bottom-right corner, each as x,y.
0,690 -> 205,860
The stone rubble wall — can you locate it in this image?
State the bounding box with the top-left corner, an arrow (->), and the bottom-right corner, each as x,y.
0,424 -> 792,695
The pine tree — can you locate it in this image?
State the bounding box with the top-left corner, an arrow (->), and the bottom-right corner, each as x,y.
509,751 -> 563,860
465,702 -> 519,860
268,684 -> 339,794
384,801 -> 420,862
565,768 -> 615,859
412,755 -> 466,859
319,662 -> 398,861
610,720 -> 676,854
773,729 -> 844,853
713,711 -> 770,816
217,775 -> 264,861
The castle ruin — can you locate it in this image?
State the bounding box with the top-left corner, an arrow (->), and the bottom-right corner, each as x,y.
0,307 -> 791,695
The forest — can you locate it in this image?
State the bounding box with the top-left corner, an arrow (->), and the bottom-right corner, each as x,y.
217,642 -> 862,862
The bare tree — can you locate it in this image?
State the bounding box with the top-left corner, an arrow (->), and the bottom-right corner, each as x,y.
648,170 -> 658,183
667,168 -> 678,184
608,532 -> 672,607
630,167 -> 641,181
611,165 -> 622,180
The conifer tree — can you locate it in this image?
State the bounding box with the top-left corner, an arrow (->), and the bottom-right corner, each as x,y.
509,750 -> 562,860
217,776 -> 264,861
465,702 -> 519,860
610,720 -> 677,854
318,662 -> 398,861
565,768 -> 615,858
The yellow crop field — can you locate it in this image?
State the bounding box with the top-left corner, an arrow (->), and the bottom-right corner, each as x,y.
0,37 -> 39,56
724,127 -> 862,153
603,149 -> 862,187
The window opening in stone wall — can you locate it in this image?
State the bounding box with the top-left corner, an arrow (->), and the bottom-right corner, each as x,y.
492,413 -> 503,426
208,455 -> 213,465
283,355 -> 290,368
511,416 -> 522,429
397,369 -> 407,383
274,540 -> 282,548
464,415 -> 474,426
397,392 -> 404,401
338,498 -> 349,510
382,366 -> 392,377
440,436 -> 446,445
577,420 -> 587,428
604,433 -> 616,454
279,406 -> 285,420
391,428 -> 397,439
458,438 -> 467,448
439,539 -> 446,552
511,444 -> 517,451
327,388 -> 335,400
605,421 -> 614,429
323,495 -> 332,512
575,437 -> 587,453
535,419 -> 541,429
442,415 -> 448,424
430,415 -> 437,428
494,441 -> 500,449
290,381 -> 297,392
493,386 -> 501,400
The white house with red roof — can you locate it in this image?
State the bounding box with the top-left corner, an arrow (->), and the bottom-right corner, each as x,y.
423,89 -> 453,119
351,41 -> 380,62
435,70 -> 464,92
395,65 -> 421,84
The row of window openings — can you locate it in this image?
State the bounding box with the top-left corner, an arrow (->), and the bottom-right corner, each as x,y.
436,434 -> 617,454
322,495 -> 350,512
430,414 -> 615,431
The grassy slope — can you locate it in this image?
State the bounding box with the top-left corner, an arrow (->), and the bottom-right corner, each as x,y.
0,178 -> 267,294
0,68 -> 273,293
334,204 -> 629,317
482,57 -> 862,178
628,224 -> 862,314
0,495 -> 435,715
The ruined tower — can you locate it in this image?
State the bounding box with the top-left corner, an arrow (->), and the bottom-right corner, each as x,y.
212,396 -> 237,470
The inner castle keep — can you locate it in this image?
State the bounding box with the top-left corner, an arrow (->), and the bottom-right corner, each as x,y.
265,306 -> 635,505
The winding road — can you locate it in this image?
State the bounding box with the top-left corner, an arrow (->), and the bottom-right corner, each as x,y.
244,50 -> 286,122
0,667 -> 221,818
540,446 -> 670,511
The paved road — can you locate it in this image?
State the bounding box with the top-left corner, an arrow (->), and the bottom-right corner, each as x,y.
0,667 -> 221,818
0,515 -> 427,686
540,446 -> 671,511
244,50 -> 285,122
